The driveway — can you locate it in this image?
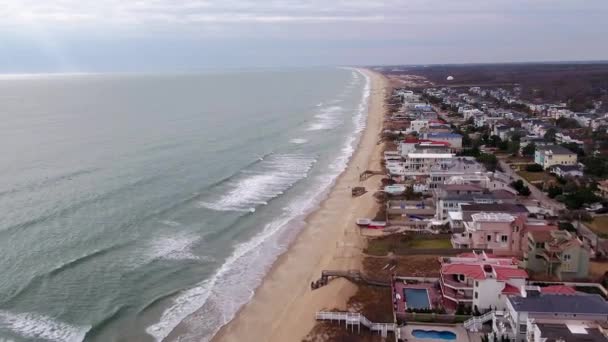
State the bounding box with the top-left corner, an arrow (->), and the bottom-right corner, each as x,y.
498,160 -> 566,213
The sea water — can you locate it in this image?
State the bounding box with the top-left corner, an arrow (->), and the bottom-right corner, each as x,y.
0,68 -> 370,341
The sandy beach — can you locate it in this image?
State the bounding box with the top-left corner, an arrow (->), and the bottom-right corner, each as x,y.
210,69 -> 388,342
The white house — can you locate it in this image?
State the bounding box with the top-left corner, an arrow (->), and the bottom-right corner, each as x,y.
440,252 -> 528,311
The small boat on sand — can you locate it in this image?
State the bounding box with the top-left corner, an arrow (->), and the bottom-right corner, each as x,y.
368,221 -> 387,229
356,218 -> 371,226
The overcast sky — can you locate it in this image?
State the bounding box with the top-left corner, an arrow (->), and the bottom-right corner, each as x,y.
1,0 -> 607,72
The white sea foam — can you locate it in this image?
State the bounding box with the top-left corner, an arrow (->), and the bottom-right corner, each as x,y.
145,233 -> 201,261
0,310 -> 90,342
146,69 -> 372,342
306,105 -> 344,131
199,154 -> 316,212
160,220 -> 181,227
289,138 -> 308,144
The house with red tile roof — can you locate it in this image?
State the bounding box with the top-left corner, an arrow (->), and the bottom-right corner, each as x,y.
439,251 -> 528,311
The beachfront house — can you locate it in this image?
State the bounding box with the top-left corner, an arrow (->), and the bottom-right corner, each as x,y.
534,145 -> 577,170
439,252 -> 528,312
403,152 -> 454,173
449,203 -> 528,234
451,213 -> 525,255
433,184 -> 513,221
524,230 -> 590,280
493,291 -> 608,342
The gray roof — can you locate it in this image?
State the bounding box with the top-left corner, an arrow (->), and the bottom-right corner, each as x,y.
550,164 -> 583,172
537,145 -> 575,155
537,323 -> 608,342
461,203 -> 528,221
508,293 -> 608,315
443,193 -> 497,202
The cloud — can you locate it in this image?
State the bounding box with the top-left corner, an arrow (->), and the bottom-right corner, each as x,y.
0,0 -> 607,71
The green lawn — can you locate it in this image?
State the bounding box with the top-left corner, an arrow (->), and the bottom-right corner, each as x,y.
407,238 -> 453,249
517,171 -> 558,188
586,216 -> 608,238
364,235 -> 453,256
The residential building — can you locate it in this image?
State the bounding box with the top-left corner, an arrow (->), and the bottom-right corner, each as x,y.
528,322 -> 608,342
494,291 -> 608,342
409,119 -> 430,133
534,146 -> 578,169
451,213 -> 525,255
420,132 -> 463,149
524,230 -> 590,280
440,252 -> 528,311
555,131 -> 584,146
449,203 -> 528,233
548,164 -> 584,178
404,152 -> 454,172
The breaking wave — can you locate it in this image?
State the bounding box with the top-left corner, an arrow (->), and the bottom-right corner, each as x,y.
306,105 -> 344,131
145,68 -> 371,342
198,154 -> 316,212
0,310 -> 90,342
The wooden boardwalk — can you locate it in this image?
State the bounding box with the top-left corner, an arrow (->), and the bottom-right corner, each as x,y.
311,270 -> 390,289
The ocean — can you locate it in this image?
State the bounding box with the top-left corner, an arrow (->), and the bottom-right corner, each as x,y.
0,68 -> 370,342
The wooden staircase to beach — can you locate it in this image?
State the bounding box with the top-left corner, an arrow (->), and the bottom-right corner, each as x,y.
315,311 -> 397,338
311,270 -> 390,289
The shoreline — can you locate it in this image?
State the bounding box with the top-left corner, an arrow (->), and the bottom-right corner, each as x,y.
209,68 -> 387,342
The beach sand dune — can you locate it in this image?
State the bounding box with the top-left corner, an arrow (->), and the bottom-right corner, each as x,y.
211,69 -> 388,342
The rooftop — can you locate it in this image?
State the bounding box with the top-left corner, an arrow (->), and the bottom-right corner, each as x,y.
529,230 -> 555,243
471,212 -> 515,223
550,164 -> 583,172
541,285 -> 577,295
537,145 -> 576,155
508,293 -> 608,315
536,323 -> 608,342
407,153 -> 454,158
494,266 -> 528,280
424,132 -> 463,139
441,264 -> 486,280
461,203 -> 528,214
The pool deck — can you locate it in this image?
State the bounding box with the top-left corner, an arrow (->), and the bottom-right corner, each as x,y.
392,280 -> 442,314
401,324 -> 477,342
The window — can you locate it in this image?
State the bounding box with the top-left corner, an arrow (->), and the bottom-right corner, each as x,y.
563,254 -> 571,261
475,281 -> 479,287
474,292 -> 478,299
487,235 -> 492,242
536,242 -> 544,248
501,235 -> 508,243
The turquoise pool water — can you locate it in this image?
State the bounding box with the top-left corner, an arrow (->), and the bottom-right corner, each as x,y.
412,329 -> 457,340
403,288 -> 430,309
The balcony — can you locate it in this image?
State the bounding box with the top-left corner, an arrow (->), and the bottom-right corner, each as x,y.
451,234 -> 470,248
441,275 -> 474,290
440,281 -> 473,303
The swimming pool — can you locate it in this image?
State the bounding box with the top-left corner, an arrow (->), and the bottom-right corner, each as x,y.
403,288 -> 430,309
412,329 -> 457,340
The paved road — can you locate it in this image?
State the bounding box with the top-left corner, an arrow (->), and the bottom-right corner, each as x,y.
498,160 -> 566,214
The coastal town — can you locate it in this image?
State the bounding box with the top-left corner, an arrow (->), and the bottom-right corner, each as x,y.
305,65 -> 608,342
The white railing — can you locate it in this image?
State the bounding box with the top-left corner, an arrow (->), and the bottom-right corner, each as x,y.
315,311 -> 396,337
463,310 -> 504,331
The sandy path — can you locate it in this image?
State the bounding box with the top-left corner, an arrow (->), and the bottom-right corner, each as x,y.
211,69 -> 388,342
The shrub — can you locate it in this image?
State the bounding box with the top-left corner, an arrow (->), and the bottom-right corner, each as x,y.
525,164 -> 543,172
